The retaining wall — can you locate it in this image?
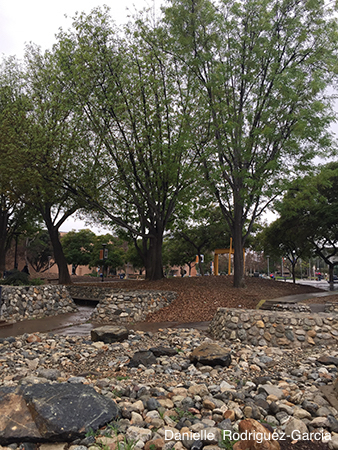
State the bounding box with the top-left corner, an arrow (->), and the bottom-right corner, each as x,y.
0,285 -> 77,321
209,307 -> 338,348
89,290 -> 177,323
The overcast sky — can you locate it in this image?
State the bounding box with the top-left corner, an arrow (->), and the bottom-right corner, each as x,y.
0,0 -> 158,59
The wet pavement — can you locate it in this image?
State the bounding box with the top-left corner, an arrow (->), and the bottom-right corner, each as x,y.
0,306 -> 210,338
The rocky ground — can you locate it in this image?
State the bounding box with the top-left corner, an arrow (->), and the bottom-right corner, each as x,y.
1,326 -> 338,450
70,277 -> 326,322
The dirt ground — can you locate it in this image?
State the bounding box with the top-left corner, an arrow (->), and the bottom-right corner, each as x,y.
73,275 -> 325,323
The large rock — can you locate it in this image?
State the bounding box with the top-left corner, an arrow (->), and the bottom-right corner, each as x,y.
91,326 -> 129,343
0,384 -> 120,444
232,419 -> 280,450
149,346 -> 178,357
320,377 -> 338,410
190,343 -> 231,367
128,350 -> 157,368
0,389 -> 41,444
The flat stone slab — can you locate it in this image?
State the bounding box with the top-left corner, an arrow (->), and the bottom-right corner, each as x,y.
0,383 -> 120,444
91,325 -> 129,343
190,343 -> 231,367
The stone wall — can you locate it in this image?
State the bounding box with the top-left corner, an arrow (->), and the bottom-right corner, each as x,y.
209,307 -> 338,348
0,285 -> 77,321
66,285 -> 109,300
90,290 -> 177,323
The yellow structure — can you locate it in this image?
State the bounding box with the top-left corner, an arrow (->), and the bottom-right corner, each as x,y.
214,238 -> 245,275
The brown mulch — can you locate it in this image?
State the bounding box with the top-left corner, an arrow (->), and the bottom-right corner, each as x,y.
279,437 -> 329,450
72,275 -> 325,323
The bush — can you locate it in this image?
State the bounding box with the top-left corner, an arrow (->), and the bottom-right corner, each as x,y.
2,270 -> 29,286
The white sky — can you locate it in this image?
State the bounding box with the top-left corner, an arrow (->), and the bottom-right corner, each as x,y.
0,0 -> 157,59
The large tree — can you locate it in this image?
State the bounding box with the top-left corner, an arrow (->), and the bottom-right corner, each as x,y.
164,0 -> 338,286
55,8 -> 199,280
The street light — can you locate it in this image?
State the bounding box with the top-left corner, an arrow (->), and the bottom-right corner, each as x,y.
266,255 -> 270,276
13,232 -> 20,270
101,243 -> 107,282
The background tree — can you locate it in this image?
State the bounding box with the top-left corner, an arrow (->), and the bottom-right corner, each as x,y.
55,8 -> 199,280
276,162 -> 338,288
164,0 -> 338,287
61,229 -> 96,274
88,234 -> 125,276
258,216 -> 312,283
8,46 -> 90,284
26,230 -> 55,273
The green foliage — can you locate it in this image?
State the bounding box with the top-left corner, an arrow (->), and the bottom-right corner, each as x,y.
89,234 -> 125,272
164,0 -> 338,286
273,162 -> 338,284
61,229 -> 96,272
219,432 -> 240,450
26,230 -> 55,273
54,8 -> 199,280
2,270 -> 29,286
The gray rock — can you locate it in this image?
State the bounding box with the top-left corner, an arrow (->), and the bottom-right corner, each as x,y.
91,326 -> 129,343
37,369 -> 61,381
190,343 -> 231,367
128,351 -> 157,368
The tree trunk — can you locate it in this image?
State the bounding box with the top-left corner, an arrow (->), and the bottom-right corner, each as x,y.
144,233 -> 164,281
198,252 -> 204,276
292,263 -> 296,284
44,214 -> 71,285
0,210 -> 9,276
232,204 -> 245,288
328,263 -> 334,291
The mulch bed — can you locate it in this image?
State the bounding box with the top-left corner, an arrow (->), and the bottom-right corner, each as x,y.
72,276 -> 325,323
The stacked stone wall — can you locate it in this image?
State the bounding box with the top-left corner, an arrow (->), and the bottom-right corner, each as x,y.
0,285 -> 77,321
90,290 -> 177,323
210,307 -> 338,348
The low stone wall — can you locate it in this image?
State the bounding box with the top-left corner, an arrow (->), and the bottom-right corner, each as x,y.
0,285 -> 77,321
90,290 -> 177,323
209,307 -> 338,348
66,285 -> 108,300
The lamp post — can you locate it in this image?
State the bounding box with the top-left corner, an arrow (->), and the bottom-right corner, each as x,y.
266,255 -> 270,277
13,232 -> 19,270
101,243 -> 107,282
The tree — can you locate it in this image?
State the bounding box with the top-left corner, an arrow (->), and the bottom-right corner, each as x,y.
0,57 -> 35,274
258,217 -> 312,283
276,163 -> 338,288
26,230 -> 55,273
2,47 -> 90,284
170,207 -> 231,274
61,229 -> 96,274
88,234 -> 125,276
55,7 -> 199,280
164,0 -> 338,287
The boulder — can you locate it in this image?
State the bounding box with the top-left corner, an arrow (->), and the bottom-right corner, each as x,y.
232,419 -> 280,450
91,326 -> 129,343
316,356 -> 338,366
149,346 -> 178,357
189,343 -> 231,367
0,384 -> 120,444
128,351 -> 157,368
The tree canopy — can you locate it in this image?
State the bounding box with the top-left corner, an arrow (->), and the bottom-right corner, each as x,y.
164,0 -> 338,286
